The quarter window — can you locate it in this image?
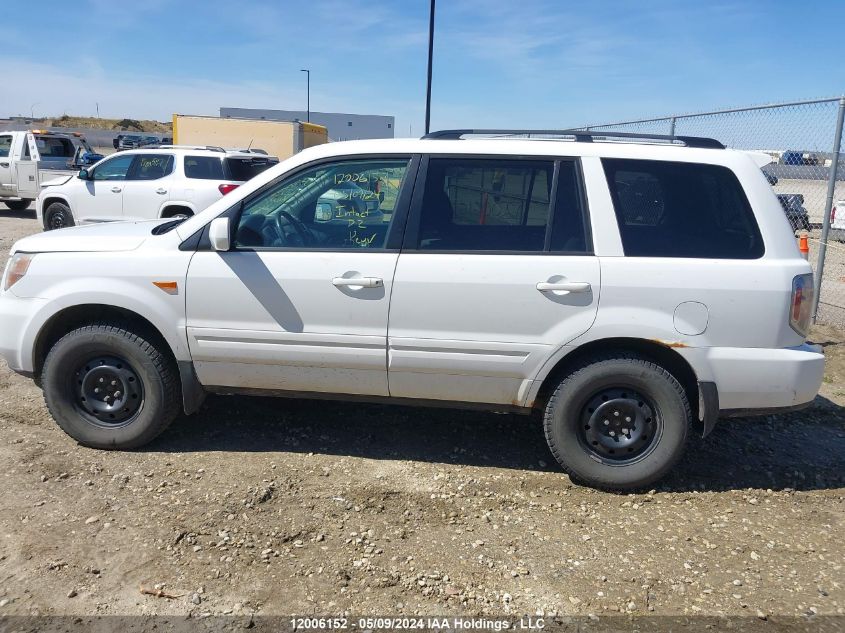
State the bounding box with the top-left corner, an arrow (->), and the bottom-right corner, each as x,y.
233,159 -> 410,250
603,159 -> 763,259
185,155 -> 225,180
417,158 -> 589,252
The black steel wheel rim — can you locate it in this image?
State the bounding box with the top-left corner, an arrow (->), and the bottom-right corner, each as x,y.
578,387 -> 662,464
70,355 -> 144,427
49,210 -> 68,229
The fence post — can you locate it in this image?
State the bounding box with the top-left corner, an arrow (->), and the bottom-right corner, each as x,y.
669,117 -> 677,137
812,96 -> 845,323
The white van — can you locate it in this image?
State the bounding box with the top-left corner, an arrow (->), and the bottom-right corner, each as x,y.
0,130 -> 824,490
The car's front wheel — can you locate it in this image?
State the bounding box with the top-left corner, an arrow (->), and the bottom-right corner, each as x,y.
42,323 -> 181,449
44,201 -> 75,230
543,355 -> 691,491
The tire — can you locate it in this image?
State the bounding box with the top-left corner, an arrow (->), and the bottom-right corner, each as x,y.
44,201 -> 75,230
42,323 -> 181,449
4,199 -> 32,211
543,355 -> 691,491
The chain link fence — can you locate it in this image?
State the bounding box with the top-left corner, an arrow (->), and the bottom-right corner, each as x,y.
579,97 -> 845,326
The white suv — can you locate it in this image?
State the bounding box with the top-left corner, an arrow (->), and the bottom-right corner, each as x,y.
35,146 -> 278,230
0,130 -> 824,490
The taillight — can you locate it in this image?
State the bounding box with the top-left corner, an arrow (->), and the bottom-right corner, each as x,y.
790,273 -> 814,337
832,205 -> 837,223
218,183 -> 239,195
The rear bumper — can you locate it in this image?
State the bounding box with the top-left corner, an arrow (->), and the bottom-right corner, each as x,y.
683,344 -> 824,412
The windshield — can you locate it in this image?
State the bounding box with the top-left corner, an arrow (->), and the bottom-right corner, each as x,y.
224,156 -> 278,182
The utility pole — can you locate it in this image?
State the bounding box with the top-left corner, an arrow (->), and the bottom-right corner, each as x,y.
424,0 -> 435,135
300,69 -> 311,122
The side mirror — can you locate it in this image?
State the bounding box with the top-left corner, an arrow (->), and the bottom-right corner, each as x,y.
78,168 -> 90,180
209,217 -> 231,251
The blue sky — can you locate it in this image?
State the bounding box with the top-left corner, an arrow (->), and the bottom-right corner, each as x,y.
1,0 -> 844,135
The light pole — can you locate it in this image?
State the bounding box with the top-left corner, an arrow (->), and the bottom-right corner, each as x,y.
424,0 -> 435,135
30,103 -> 39,119
300,69 -> 310,122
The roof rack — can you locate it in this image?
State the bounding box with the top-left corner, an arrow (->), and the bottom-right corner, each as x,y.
155,145 -> 226,152
421,129 -> 725,150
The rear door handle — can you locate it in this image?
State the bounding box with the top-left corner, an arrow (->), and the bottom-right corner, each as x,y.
536,281 -> 592,294
155,188 -> 167,195
111,186 -> 122,193
332,277 -> 383,288
0,162 -> 8,168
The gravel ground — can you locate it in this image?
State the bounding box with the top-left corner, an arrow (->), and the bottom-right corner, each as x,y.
0,208 -> 842,621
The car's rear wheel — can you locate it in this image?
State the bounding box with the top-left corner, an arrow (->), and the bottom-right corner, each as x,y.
42,323 -> 181,449
44,202 -> 75,230
4,199 -> 32,211
543,355 -> 691,491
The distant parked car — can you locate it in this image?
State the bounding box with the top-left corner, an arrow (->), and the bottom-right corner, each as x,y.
782,151 -> 804,165
777,193 -> 810,232
117,135 -> 144,151
36,146 -> 278,229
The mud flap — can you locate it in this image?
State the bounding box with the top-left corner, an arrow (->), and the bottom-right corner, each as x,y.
698,381 -> 719,437
178,360 -> 206,415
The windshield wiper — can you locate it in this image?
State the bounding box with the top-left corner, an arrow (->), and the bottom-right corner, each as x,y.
151,217 -> 187,235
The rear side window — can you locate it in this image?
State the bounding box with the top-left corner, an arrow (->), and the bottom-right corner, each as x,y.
603,159 -> 763,259
416,158 -> 590,253
35,135 -> 75,158
224,157 -> 278,181
0,135 -> 11,157
184,155 -> 225,180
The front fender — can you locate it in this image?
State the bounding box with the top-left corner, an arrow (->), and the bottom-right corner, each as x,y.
18,284 -> 192,372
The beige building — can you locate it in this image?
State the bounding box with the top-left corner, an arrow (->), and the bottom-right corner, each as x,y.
172,115 -> 327,160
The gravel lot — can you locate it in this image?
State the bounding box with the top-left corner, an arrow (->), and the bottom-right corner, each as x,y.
0,207 -> 842,621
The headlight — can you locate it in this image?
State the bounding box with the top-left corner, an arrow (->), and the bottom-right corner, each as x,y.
3,253 -> 35,291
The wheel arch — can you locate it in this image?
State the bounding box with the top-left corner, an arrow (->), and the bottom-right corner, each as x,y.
159,203 -> 196,219
32,303 -> 204,415
40,194 -> 73,222
531,337 -> 700,423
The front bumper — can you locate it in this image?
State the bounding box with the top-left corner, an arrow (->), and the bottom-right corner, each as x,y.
0,292 -> 47,373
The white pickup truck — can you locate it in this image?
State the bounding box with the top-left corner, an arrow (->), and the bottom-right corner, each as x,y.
0,130 -> 103,210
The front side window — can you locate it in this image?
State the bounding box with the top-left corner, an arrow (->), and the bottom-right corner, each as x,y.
234,159 -> 410,250
129,154 -> 174,180
0,135 -> 11,158
603,158 -> 763,259
92,154 -> 135,181
417,158 -> 554,251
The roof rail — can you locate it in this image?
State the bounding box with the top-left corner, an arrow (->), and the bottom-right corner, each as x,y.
155,144 -> 226,152
421,129 -> 725,149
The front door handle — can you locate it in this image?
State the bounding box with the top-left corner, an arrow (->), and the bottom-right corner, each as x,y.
332,277 -> 383,288
111,186 -> 122,193
536,281 -> 592,294
155,188 -> 167,195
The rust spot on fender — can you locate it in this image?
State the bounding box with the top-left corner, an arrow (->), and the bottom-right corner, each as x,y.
651,338 -> 689,349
